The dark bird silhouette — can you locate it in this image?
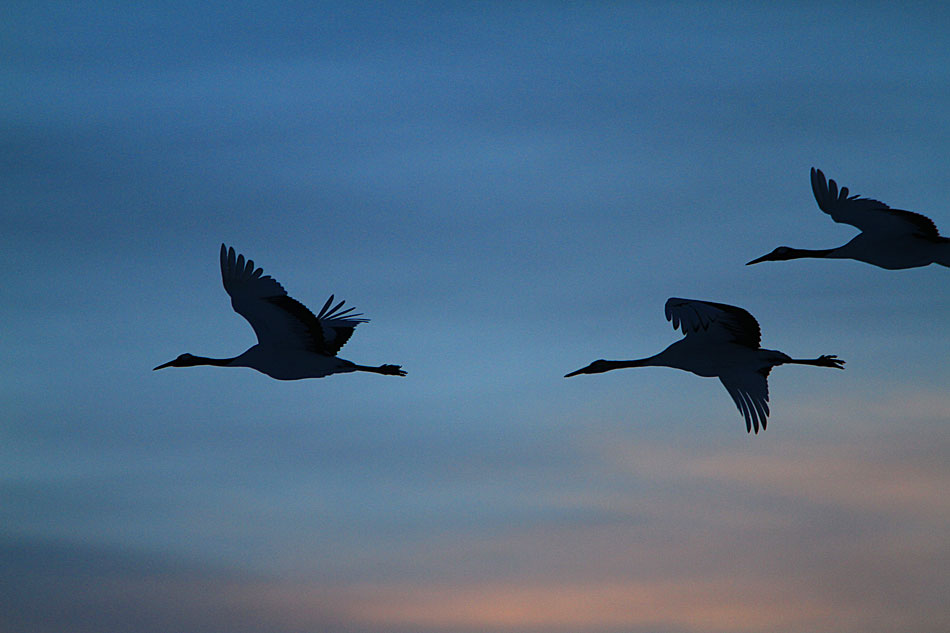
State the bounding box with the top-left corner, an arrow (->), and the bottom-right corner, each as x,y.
747,168 -> 949,269
564,298 -> 844,433
154,245 -> 406,379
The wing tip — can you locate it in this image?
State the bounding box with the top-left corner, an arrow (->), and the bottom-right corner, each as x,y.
810,167 -> 828,204
317,295 -> 371,323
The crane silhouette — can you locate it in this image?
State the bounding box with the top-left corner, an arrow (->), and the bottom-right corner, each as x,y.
747,168 -> 949,269
564,298 -> 844,433
154,245 -> 406,379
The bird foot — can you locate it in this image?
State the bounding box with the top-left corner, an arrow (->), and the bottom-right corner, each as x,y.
816,354 -> 845,369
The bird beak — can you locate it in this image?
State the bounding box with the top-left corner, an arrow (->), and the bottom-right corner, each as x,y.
564,366 -> 587,378
745,254 -> 769,265
153,359 -> 175,371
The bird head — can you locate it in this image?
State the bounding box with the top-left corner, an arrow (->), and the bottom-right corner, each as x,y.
153,353 -> 198,370
746,246 -> 793,265
564,359 -> 611,377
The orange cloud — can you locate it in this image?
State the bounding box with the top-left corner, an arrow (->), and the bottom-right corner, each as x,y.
219,389 -> 950,633
228,573 -> 925,633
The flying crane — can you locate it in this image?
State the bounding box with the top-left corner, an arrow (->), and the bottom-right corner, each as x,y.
747,168 -> 948,269
565,298 -> 844,433
154,245 -> 406,380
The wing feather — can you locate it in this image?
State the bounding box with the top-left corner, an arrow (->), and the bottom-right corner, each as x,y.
811,168 -> 940,237
719,371 -> 771,434
665,298 -> 761,348
219,245 -> 368,354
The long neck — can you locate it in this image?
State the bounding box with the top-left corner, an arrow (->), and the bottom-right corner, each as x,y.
786,247 -> 838,259
600,355 -> 663,371
189,355 -> 237,367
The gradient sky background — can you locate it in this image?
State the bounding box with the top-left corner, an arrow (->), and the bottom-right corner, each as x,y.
3,3 -> 949,632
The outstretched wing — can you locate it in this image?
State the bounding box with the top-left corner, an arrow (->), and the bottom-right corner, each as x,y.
719,369 -> 771,434
811,168 -> 940,237
220,244 -> 367,355
665,298 -> 761,348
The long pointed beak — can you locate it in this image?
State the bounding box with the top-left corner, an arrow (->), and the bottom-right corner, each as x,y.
153,360 -> 175,370
564,367 -> 586,378
745,254 -> 769,265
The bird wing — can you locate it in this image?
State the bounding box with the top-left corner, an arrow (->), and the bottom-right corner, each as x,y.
719,369 -> 771,433
219,245 -> 367,355
811,168 -> 940,237
664,298 -> 761,348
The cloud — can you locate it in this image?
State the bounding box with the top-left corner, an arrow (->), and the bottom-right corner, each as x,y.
11,398 -> 947,633
241,578 -> 843,633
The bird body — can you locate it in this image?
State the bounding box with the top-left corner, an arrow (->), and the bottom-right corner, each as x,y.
747,168 -> 949,269
836,231 -> 948,269
564,298 -> 844,433
154,245 -> 406,380
228,345 -> 374,380
643,338 -> 790,378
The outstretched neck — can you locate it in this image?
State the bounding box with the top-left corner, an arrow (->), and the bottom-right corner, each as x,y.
599,356 -> 662,371
565,353 -> 667,378
787,247 -> 838,259
190,356 -> 237,367
153,353 -> 239,371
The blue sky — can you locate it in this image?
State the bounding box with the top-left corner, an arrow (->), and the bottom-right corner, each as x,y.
2,3 -> 948,632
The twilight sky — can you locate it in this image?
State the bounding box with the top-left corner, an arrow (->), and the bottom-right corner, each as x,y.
2,3 -> 948,632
